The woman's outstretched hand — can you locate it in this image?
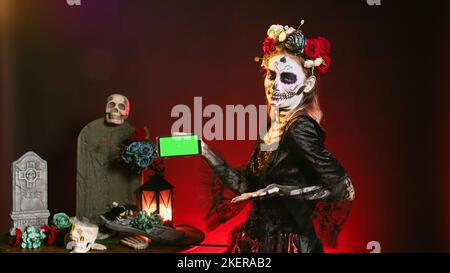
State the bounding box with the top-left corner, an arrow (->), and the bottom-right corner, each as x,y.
230,184 -> 284,203
231,188 -> 267,203
231,192 -> 258,203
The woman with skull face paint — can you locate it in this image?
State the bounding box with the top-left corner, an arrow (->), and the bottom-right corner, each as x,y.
201,22 -> 355,253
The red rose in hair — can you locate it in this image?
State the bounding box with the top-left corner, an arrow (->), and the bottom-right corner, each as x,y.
262,37 -> 276,55
305,39 -> 321,59
316,36 -> 331,55
132,127 -> 148,141
14,228 -> 22,246
315,55 -> 331,74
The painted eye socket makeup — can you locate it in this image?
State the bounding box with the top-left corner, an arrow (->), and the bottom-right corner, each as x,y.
280,72 -> 297,84
266,70 -> 276,81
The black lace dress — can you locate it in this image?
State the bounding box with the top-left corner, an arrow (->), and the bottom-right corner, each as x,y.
203,111 -> 354,253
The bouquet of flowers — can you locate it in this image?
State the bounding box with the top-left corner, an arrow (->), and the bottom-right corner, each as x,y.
121,127 -> 163,174
262,22 -> 332,75
130,211 -> 164,233
12,212 -> 72,249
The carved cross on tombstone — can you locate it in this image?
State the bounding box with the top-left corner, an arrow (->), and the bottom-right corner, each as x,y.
10,151 -> 50,235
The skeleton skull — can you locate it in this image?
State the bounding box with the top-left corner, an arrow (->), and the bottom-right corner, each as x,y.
105,94 -> 130,125
66,218 -> 101,253
264,54 -> 307,111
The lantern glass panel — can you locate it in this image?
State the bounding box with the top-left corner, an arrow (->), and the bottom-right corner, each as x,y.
159,190 -> 173,221
141,189 -> 173,222
142,191 -> 157,215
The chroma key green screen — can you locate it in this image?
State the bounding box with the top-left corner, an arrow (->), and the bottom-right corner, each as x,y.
157,135 -> 201,157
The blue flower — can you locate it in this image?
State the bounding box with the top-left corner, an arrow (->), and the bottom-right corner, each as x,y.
131,211 -> 163,234
127,142 -> 141,153
53,212 -> 72,229
137,156 -> 151,168
122,141 -> 158,170
20,226 -> 46,249
149,213 -> 163,226
121,151 -> 134,164
138,143 -> 150,156
138,142 -> 155,158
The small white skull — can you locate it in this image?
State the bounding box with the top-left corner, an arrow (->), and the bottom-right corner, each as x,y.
105,94 -> 130,125
66,218 -> 100,253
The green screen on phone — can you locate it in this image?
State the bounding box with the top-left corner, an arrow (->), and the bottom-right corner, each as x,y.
157,135 -> 201,157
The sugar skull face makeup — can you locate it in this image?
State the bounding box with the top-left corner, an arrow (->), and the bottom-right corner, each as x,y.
264,54 -> 306,111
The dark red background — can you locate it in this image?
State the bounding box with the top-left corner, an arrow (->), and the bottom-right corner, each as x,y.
0,0 -> 449,252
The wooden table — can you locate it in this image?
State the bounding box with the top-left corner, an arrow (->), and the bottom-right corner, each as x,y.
0,225 -> 205,253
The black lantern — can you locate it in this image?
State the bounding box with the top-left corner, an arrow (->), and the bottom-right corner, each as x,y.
136,174 -> 174,225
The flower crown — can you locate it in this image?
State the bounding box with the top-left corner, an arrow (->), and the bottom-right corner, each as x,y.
261,20 -> 331,75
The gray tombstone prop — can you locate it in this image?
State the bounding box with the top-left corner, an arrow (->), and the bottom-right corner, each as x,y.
76,118 -> 140,222
10,151 -> 50,235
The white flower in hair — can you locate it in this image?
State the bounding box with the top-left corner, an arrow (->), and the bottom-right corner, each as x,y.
304,60 -> 314,68
278,31 -> 287,42
267,24 -> 291,42
314,57 -> 324,67
267,24 -> 284,38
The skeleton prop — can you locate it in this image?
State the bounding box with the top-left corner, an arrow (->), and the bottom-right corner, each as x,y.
120,236 -> 149,250
105,94 -> 130,125
66,218 -> 107,253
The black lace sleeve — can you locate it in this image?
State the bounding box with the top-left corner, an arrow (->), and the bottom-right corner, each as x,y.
199,144 -> 257,231
201,143 -> 254,195
285,116 -> 354,202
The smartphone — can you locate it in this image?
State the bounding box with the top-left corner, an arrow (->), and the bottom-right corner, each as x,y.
157,135 -> 201,157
